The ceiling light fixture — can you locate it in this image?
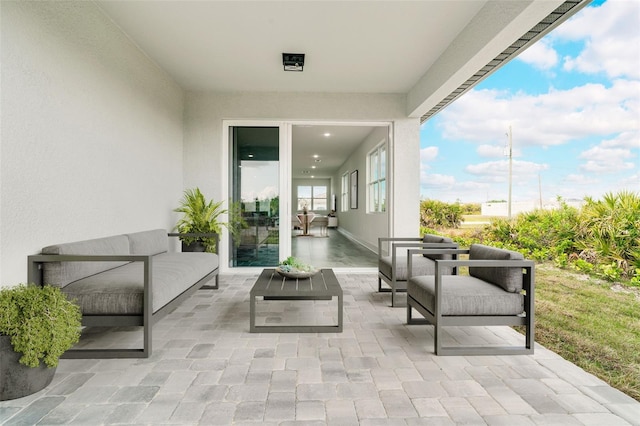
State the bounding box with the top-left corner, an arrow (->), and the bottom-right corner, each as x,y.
282,53 -> 305,72
324,132 -> 331,137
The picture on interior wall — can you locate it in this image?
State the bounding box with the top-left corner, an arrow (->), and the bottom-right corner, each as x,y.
350,170 -> 358,209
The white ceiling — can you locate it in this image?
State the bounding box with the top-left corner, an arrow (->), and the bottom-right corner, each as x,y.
97,1 -> 486,94
95,0 -> 573,179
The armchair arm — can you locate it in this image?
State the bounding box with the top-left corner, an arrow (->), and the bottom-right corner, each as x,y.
378,237 -> 423,259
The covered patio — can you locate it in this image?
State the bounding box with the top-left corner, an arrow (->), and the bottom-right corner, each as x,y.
1,272 -> 638,424
3,1 -> 639,424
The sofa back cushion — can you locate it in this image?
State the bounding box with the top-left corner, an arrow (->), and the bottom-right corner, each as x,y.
422,234 -> 455,260
468,244 -> 524,293
42,235 -> 131,288
126,229 -> 168,255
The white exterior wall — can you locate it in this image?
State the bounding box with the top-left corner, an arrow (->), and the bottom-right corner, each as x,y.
0,2 -> 184,284
184,92 -> 420,257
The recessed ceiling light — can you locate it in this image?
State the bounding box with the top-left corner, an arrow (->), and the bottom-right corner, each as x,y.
313,154 -> 319,158
311,166 -> 316,169
324,132 -> 331,137
248,154 -> 254,158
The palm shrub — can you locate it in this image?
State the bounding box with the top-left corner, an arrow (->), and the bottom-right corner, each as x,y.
174,188 -> 239,253
575,191 -> 640,279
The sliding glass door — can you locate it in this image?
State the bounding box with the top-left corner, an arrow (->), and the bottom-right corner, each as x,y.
229,127 -> 281,267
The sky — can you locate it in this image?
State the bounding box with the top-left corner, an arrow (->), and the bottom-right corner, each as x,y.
419,0 -> 640,204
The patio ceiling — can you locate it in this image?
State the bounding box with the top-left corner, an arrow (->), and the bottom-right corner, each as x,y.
95,0 -> 589,179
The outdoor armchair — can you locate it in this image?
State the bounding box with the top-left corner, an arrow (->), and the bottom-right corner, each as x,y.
377,234 -> 458,307
406,244 -> 535,356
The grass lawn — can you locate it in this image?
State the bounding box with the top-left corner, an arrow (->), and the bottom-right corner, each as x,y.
530,264 -> 640,401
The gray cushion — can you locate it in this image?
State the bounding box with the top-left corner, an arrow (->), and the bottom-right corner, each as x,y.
422,234 -> 455,260
126,229 -> 168,255
42,235 -> 131,288
379,255 -> 453,281
408,275 -> 524,316
468,244 -> 524,293
62,252 -> 219,314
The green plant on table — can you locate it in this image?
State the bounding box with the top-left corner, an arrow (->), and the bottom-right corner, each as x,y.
0,284 -> 81,368
278,256 -> 315,273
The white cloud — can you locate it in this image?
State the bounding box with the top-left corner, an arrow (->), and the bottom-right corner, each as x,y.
420,146 -> 438,162
579,145 -> 635,173
465,160 -> 549,183
438,79 -> 640,148
555,0 -> 640,79
518,39 -> 558,70
477,144 -> 522,158
601,131 -> 640,149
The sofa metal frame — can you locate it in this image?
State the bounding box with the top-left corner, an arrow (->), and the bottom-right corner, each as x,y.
27,233 -> 218,359
378,237 -> 458,307
406,248 -> 535,356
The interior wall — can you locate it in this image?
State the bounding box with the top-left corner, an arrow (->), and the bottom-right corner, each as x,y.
184,92 -> 420,258
0,1 -> 185,284
333,127 -> 390,251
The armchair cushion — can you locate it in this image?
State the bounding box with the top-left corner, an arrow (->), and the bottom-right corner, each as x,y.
379,255 -> 454,281
422,234 -> 455,260
408,275 -> 524,316
468,244 -> 525,293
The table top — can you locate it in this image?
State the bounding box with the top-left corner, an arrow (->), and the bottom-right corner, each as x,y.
251,268 -> 341,297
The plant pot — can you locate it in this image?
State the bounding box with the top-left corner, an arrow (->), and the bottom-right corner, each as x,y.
181,240 -> 207,252
0,335 -> 56,401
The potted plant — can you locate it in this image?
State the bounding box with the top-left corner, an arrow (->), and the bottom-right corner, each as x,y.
0,284 -> 81,401
174,187 -> 243,253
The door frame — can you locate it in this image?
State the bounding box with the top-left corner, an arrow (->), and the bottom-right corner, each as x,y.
221,119 -> 392,273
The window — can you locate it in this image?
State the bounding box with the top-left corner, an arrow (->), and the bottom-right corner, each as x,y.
341,173 -> 349,212
367,144 -> 386,213
297,185 -> 327,211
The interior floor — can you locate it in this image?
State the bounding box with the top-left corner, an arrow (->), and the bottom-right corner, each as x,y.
291,228 -> 377,268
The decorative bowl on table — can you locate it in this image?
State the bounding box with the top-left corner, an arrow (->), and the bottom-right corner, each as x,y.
276,257 -> 319,279
275,267 -> 319,279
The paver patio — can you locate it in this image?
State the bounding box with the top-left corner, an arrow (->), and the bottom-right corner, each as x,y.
1,272 -> 638,425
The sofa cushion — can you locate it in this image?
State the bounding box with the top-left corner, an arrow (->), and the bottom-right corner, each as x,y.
62,252 -> 219,314
42,235 -> 131,288
126,229 -> 168,255
422,234 -> 455,260
468,244 -> 524,293
408,275 -> 524,316
379,255 -> 454,282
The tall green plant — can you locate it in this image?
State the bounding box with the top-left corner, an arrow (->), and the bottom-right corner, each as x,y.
576,191 -> 640,278
174,188 -> 234,253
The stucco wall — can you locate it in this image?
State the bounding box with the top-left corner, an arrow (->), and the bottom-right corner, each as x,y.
184,92 -> 420,260
0,1 -> 184,284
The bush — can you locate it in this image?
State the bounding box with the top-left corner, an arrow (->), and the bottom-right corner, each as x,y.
420,199 -> 463,229
575,191 -> 640,279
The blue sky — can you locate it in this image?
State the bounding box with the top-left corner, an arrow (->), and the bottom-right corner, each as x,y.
420,0 -> 640,203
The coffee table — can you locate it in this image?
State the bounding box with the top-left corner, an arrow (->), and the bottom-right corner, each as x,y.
250,268 -> 343,333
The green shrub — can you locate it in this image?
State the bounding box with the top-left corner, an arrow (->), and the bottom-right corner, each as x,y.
420,199 -> 463,229
576,191 -> 640,278
0,284 -> 81,368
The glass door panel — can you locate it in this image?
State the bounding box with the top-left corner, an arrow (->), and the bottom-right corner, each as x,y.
230,127 -> 280,267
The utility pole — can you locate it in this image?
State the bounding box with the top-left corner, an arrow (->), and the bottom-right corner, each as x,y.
507,125 -> 513,218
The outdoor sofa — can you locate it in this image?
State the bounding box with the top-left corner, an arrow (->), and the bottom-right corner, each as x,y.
27,229 -> 218,358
